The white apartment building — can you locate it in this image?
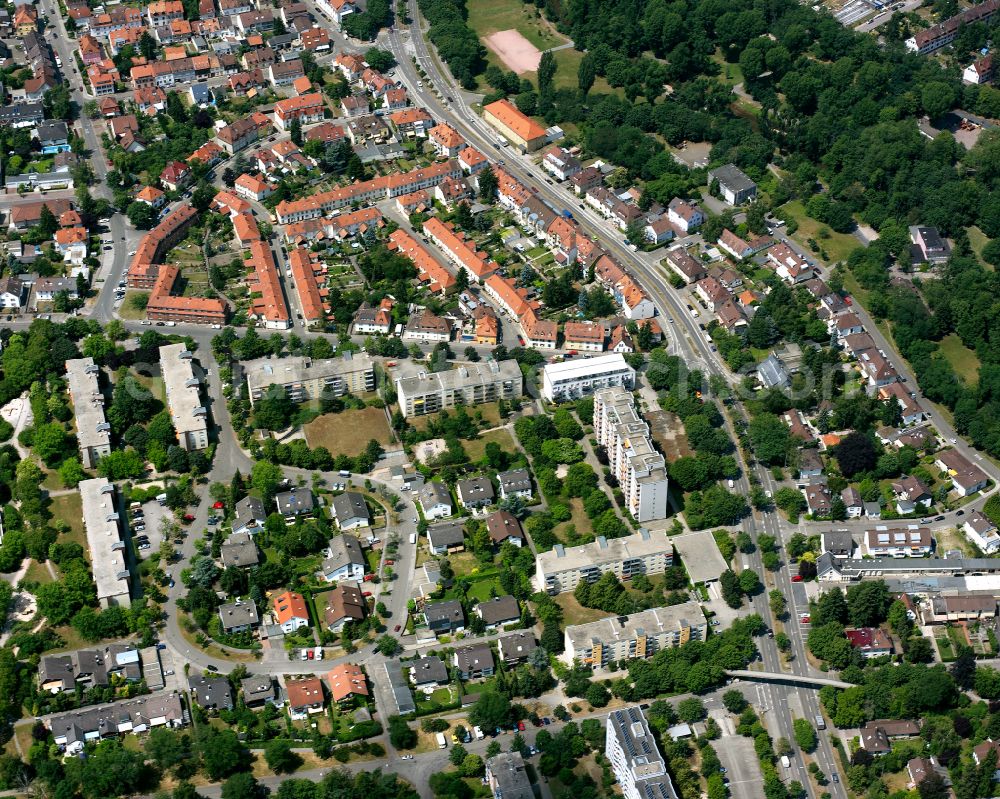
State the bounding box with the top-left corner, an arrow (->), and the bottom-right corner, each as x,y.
563,602 -> 706,669
593,387 -> 668,522
541,353 -> 636,402
535,528 -> 673,594
160,343 -> 209,451
864,525 -> 933,558
80,477 -> 131,609
395,359 -> 522,418
243,353 -> 375,406
65,357 -> 112,469
606,707 -> 679,799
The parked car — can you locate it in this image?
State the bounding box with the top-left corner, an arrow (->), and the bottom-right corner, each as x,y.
394,624 -> 401,632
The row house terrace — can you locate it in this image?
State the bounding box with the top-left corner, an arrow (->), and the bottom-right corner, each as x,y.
422,217 -> 496,283
282,206 -> 383,245
593,255 -> 655,320
287,248 -> 328,323
388,229 -> 455,294
274,160 -> 461,224
246,240 -> 290,328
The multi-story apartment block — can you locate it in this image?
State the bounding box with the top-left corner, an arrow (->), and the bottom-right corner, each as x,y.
395,359 -> 522,418
535,529 -> 672,594
243,354 -> 375,405
606,707 -> 679,799
593,387 -> 668,522
563,602 -> 706,668
80,478 -> 131,609
65,357 -> 112,469
160,343 -> 209,451
541,353 -> 636,402
864,525 -> 933,558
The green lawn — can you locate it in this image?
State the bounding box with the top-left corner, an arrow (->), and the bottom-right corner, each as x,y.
710,50 -> 743,87
553,497 -> 591,545
50,494 -> 86,553
778,200 -> 863,265
464,428 -> 516,462
118,291 -> 149,320
968,225 -> 993,269
938,333 -> 981,385
553,592 -> 612,626
466,0 -> 568,53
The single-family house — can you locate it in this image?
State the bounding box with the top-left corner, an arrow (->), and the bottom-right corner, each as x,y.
273,590 -> 310,633
419,481 -> 453,520
321,534 -> 366,582
475,596 -> 520,630
331,491 -> 370,530
454,643 -> 494,680
424,600 -> 465,634
456,476 -> 494,509
427,521 -> 465,555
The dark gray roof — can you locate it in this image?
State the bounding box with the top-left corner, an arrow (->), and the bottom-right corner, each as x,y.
498,631 -> 538,662
36,120 -> 67,143
218,600 -> 260,630
420,481 -> 452,508
498,468 -> 532,494
233,495 -> 266,530
455,643 -> 494,674
427,521 -> 464,549
708,163 -> 756,193
331,491 -> 369,525
323,533 -> 366,572
821,531 -> 855,557
240,674 -> 274,703
276,488 -> 314,515
475,595 -> 520,626
457,476 -> 494,504
39,654 -> 75,691
486,752 -> 533,799
189,674 -> 234,709
424,599 -> 464,626
221,531 -> 259,568
410,656 -> 448,685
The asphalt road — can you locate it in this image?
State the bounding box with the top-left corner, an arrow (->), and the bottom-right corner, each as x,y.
13,4 -> 991,797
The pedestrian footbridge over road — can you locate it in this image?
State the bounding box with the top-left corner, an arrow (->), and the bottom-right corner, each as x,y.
725,670 -> 853,690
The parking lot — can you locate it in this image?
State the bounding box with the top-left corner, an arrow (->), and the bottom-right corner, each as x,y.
711,731 -> 763,799
128,498 -> 172,558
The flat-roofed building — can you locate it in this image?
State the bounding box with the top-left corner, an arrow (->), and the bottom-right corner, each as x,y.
541,353 -> 635,402
80,477 -> 131,608
536,528 -> 672,594
244,353 -> 375,405
564,602 -> 705,668
606,706 -> 679,799
593,386 -> 668,522
395,359 -> 522,418
160,343 -> 209,450
485,751 -> 534,799
65,357 -> 112,468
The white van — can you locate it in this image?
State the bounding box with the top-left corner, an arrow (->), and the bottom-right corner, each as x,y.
780,755 -> 790,768
409,533 -> 416,545
436,732 -> 447,749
